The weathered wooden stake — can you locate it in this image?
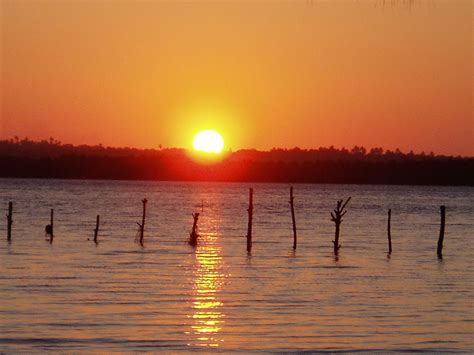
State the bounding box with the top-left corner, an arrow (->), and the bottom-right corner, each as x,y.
189,212 -> 199,246
93,215 -> 100,244
7,202 -> 13,241
437,205 -> 446,258
387,209 -> 392,254
49,209 -> 54,243
330,197 -> 351,254
138,198 -> 147,246
246,188 -> 254,253
289,187 -> 297,250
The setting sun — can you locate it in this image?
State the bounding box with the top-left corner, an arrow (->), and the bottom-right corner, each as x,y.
193,130 -> 224,153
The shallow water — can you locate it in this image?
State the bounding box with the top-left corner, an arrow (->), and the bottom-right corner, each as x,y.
0,179 -> 473,352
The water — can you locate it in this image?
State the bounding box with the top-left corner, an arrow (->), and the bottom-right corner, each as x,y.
0,179 -> 472,352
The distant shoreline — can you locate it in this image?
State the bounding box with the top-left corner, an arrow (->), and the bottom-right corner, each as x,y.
1,140 -> 473,186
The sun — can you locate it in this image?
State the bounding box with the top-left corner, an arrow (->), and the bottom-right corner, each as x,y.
193,130 -> 224,153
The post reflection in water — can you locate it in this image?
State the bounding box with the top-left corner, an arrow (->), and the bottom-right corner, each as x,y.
187,219 -> 225,348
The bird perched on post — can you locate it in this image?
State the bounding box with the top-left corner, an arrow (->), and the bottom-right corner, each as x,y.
45,224 -> 52,237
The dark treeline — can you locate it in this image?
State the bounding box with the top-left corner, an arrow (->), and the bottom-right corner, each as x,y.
1,138 -> 473,185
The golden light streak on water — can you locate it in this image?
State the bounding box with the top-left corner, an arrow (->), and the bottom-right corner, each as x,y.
189,232 -> 225,347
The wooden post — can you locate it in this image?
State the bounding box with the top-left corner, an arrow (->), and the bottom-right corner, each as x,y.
387,209 -> 392,254
290,187 -> 297,250
437,205 -> 446,258
7,202 -> 13,241
189,212 -> 199,246
246,188 -> 253,253
93,215 -> 100,244
330,197 -> 351,255
50,209 -> 54,243
139,198 -> 147,246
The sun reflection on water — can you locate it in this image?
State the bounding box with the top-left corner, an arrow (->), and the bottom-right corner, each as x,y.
188,231 -> 225,347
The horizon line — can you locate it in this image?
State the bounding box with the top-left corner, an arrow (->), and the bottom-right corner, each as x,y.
1,136 -> 473,158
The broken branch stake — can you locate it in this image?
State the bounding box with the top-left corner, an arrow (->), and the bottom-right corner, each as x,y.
189,212 -> 199,246
330,197 -> 351,254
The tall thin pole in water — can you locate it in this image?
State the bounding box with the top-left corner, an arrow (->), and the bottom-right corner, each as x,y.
50,209 -> 54,244
93,215 -> 100,244
290,187 -> 297,250
139,199 -> 147,246
387,209 -> 392,254
437,205 -> 446,259
246,188 -> 253,253
7,202 -> 13,241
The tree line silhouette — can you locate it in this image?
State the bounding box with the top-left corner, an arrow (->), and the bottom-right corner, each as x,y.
0,138 -> 472,185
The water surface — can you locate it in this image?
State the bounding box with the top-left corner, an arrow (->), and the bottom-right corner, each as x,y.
0,179 -> 472,352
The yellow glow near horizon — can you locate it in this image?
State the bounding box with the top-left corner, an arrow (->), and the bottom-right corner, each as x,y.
193,130 -> 224,153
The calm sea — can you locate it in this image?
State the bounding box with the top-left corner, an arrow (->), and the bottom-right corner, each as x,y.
0,179 -> 472,352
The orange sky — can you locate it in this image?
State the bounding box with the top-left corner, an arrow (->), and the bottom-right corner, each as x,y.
1,0 -> 472,155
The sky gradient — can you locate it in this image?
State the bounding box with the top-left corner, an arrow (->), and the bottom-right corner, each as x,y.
1,0 -> 472,155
